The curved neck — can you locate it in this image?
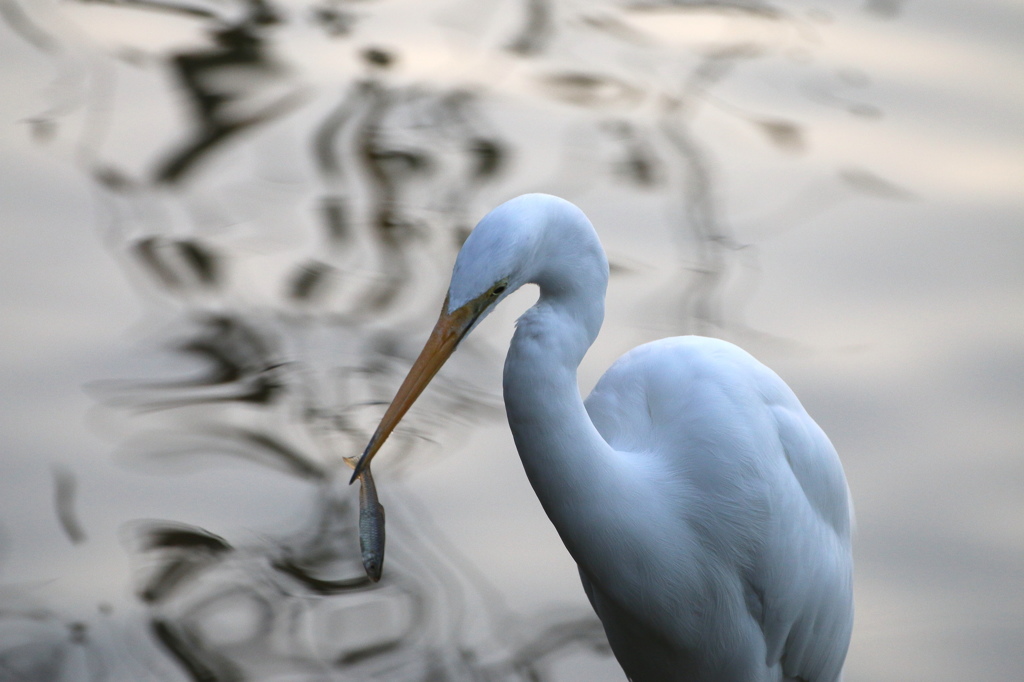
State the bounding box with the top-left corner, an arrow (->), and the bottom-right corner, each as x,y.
502,267 -> 627,571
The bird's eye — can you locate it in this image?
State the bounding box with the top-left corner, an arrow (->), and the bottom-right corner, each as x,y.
492,284 -> 507,296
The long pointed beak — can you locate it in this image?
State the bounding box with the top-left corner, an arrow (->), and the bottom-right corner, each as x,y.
350,299 -> 479,483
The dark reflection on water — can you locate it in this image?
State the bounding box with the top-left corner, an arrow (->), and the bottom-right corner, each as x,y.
51,467 -> 88,546
157,3 -> 292,185
2,0 -> 908,678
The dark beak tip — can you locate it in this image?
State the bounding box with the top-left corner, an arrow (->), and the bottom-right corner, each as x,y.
348,457 -> 364,484
350,437 -> 376,483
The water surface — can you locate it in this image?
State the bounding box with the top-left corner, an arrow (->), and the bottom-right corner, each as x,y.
1,1 -> 1022,680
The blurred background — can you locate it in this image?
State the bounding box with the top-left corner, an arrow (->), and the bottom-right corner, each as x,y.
1,0 -> 1022,680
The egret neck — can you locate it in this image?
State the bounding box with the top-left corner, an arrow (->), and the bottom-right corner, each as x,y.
501,225 -> 651,591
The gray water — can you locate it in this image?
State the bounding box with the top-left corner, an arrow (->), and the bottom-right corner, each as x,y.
1,1 -> 1022,680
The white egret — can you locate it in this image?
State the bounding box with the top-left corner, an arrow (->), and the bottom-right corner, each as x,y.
352,194 -> 853,681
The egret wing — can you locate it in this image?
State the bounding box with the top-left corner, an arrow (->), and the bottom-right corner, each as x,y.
585,336 -> 853,682
756,399 -> 854,682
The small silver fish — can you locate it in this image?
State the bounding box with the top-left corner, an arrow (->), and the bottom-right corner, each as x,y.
346,457 -> 386,582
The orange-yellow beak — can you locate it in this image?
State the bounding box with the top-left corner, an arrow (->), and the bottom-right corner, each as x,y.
350,297 -> 482,482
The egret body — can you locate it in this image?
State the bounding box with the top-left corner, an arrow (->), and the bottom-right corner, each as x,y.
354,194 -> 853,682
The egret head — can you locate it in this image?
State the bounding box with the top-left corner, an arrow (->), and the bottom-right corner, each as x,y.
446,194 -> 546,310
350,194 -> 596,481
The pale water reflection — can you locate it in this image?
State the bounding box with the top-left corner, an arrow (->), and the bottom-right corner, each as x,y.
0,0 -> 1022,680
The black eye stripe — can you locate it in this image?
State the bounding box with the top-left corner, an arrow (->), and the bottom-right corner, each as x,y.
493,284 -> 507,295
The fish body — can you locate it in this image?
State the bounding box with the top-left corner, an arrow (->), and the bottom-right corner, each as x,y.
345,457 -> 386,581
